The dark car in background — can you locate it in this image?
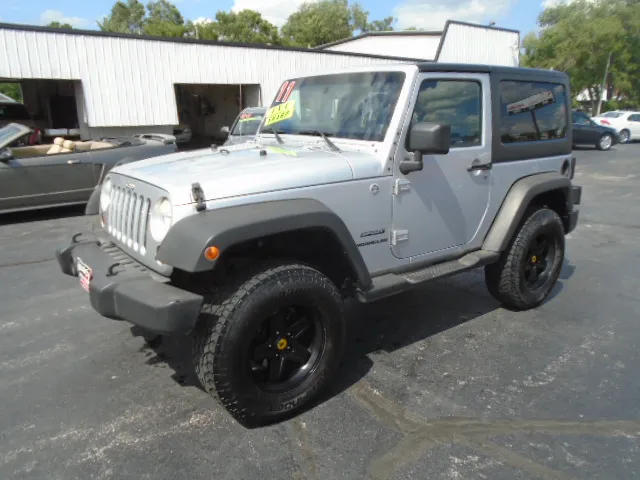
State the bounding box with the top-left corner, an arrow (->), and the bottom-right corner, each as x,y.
0,123 -> 177,214
220,107 -> 266,146
572,110 -> 620,151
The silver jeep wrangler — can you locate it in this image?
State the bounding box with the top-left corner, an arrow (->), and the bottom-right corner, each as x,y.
57,62 -> 582,427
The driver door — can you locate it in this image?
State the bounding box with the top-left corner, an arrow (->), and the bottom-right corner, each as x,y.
0,147 -> 95,212
572,111 -> 598,144
391,73 -> 492,260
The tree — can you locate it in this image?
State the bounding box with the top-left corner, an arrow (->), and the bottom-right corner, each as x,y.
98,0 -> 146,34
0,83 -> 23,103
214,10 -> 281,44
522,0 -> 640,112
282,0 -> 377,47
144,0 -> 188,37
366,17 -> 395,32
47,21 -> 74,29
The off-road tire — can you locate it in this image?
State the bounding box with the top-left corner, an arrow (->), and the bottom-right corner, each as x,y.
485,208 -> 565,311
192,262 -> 345,427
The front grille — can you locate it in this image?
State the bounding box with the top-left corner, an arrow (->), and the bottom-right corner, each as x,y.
107,185 -> 151,255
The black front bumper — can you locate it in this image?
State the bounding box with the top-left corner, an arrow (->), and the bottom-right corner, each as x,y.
56,232 -> 203,335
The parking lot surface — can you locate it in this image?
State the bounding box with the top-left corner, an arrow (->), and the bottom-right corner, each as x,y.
1,145 -> 639,479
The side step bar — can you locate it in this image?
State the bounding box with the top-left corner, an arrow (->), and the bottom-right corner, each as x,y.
356,250 -> 499,303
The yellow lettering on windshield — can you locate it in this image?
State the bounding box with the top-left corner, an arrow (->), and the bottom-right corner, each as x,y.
264,100 -> 296,126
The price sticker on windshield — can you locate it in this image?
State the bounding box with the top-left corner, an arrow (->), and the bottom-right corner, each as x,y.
264,100 -> 296,126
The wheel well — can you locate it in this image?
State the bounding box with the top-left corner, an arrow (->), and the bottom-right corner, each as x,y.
213,228 -> 359,291
529,188 -> 571,231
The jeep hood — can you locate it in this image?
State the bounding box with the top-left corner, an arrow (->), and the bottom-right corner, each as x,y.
113,142 -> 383,205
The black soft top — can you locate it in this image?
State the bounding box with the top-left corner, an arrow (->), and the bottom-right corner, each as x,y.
416,63 -> 568,82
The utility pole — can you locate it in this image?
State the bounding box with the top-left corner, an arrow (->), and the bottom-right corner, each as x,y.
596,51 -> 612,116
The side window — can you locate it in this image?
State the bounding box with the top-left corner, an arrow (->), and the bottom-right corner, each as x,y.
410,79 -> 482,148
629,114 -> 640,122
499,81 -> 568,143
573,112 -> 591,125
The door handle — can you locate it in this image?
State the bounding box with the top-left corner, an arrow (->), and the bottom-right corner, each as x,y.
67,159 -> 80,164
467,161 -> 492,172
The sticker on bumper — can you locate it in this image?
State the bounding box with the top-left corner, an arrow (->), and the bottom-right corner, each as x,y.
76,257 -> 93,293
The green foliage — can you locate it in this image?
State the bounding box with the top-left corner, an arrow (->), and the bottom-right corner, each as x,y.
281,0 -> 392,47
522,0 -> 640,110
366,17 -> 396,32
97,0 -> 398,46
214,10 -> 281,44
98,0 -> 146,34
0,83 -> 23,103
282,0 -> 353,47
47,21 -> 74,29
144,0 -> 188,37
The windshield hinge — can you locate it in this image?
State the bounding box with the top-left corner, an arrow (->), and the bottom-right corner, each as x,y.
191,182 -> 206,212
391,230 -> 409,245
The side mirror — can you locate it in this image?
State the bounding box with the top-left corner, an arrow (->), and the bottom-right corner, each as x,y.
400,122 -> 451,175
0,147 -> 13,162
220,126 -> 230,137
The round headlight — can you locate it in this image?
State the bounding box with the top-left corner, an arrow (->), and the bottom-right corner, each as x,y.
100,178 -> 112,211
149,197 -> 173,243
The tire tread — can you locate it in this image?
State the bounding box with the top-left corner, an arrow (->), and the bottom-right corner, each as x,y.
485,208 -> 564,311
192,261 -> 342,424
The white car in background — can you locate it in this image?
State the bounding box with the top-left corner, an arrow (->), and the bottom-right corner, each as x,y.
592,110 -> 640,143
172,124 -> 192,144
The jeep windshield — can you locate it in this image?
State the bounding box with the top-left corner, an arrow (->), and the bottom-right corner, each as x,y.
260,71 -> 406,142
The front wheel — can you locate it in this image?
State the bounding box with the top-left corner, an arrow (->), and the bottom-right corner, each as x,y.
192,262 -> 345,427
485,208 -> 565,311
597,133 -> 614,151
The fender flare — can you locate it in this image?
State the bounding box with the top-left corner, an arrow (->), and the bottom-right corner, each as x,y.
156,198 -> 373,289
483,172 -> 573,253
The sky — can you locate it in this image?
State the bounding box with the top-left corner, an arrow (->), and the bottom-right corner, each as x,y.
0,0 -> 552,37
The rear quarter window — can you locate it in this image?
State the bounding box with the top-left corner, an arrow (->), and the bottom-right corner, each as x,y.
499,81 -> 568,144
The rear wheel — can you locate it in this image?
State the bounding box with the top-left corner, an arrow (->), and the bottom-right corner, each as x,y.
485,208 -> 565,311
619,129 -> 630,144
192,262 -> 345,427
597,133 -> 614,151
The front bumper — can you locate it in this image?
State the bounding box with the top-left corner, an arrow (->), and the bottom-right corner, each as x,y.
56,232 -> 203,335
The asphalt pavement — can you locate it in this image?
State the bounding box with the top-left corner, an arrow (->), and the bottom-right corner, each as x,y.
1,144 -> 639,479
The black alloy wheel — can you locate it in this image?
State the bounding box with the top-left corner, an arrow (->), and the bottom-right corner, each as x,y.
522,233 -> 557,292
249,305 -> 324,392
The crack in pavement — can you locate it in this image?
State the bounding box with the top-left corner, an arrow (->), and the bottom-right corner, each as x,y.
349,381 -> 640,480
0,258 -> 55,269
288,418 -> 319,480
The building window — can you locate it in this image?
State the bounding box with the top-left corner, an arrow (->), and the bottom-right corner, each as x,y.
410,79 -> 482,148
500,81 -> 568,143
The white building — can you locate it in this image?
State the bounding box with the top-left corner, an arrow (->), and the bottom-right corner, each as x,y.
0,20 -> 520,142
318,21 -> 521,67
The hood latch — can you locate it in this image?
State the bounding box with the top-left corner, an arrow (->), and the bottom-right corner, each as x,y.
191,182 -> 206,212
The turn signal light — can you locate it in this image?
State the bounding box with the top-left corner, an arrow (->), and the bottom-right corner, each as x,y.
204,246 -> 220,261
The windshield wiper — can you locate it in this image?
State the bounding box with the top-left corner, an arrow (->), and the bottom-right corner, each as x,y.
297,129 -> 341,152
260,128 -> 284,144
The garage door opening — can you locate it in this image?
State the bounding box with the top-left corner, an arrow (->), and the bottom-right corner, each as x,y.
17,79 -> 82,142
174,83 -> 261,146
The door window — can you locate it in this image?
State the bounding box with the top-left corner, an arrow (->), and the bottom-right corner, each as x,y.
573,112 -> 592,125
628,114 -> 640,122
409,79 -> 482,148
